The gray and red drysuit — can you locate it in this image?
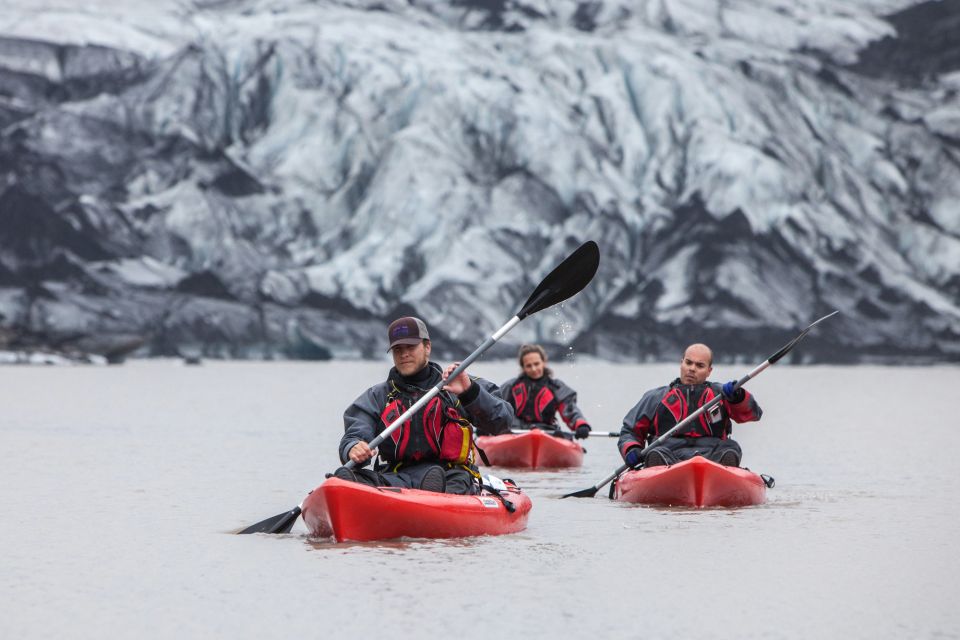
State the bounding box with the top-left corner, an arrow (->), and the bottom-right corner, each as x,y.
339,361 -> 512,494
498,374 -> 591,436
618,378 -> 763,467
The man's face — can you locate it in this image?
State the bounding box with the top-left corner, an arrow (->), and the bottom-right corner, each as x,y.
391,341 -> 431,376
680,346 -> 712,385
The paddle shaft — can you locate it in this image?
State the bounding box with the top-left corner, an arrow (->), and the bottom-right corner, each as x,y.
509,428 -> 617,437
345,317 -> 521,469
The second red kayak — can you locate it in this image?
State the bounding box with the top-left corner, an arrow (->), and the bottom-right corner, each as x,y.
477,428 -> 584,468
301,478 -> 532,542
614,456 -> 767,507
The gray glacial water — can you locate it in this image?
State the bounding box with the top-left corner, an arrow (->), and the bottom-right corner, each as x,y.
1,358 -> 957,639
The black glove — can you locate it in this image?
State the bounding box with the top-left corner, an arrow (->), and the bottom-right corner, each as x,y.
575,425 -> 591,439
722,380 -> 745,403
624,448 -> 643,468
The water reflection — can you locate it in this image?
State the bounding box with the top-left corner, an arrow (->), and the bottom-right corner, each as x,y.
303,536 -> 487,552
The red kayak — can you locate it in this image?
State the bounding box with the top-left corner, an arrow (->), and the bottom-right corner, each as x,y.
301,478 -> 532,542
614,456 -> 767,507
477,428 -> 584,468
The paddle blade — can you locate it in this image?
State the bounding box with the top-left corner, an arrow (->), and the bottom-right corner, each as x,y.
518,241 -> 600,319
561,486 -> 600,499
236,506 -> 302,534
768,310 -> 839,364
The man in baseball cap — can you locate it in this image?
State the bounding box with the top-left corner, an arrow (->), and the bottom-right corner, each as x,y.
333,316 -> 511,494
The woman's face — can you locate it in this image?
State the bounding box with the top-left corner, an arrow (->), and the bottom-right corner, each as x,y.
521,352 -> 546,380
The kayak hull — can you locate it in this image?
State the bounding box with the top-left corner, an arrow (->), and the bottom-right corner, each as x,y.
477,428 -> 584,468
301,478 -> 532,542
614,456 -> 766,507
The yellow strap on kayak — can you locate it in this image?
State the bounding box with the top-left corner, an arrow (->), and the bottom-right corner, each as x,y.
463,463 -> 483,480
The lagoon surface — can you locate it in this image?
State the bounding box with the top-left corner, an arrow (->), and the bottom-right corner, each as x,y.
2,359 -> 957,639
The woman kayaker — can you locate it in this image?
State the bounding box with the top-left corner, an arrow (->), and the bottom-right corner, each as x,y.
333,316 -> 513,494
499,344 -> 592,439
618,343 -> 763,468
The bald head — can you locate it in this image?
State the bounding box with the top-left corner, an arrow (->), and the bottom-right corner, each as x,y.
684,344 -> 713,365
680,343 -> 713,385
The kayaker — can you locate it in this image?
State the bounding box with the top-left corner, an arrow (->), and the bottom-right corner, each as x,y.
334,316 -> 513,494
618,343 -> 762,468
499,344 -> 592,439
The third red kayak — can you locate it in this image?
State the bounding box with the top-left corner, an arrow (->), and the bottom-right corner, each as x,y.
301,478 -> 532,542
477,428 -> 584,468
614,456 -> 767,507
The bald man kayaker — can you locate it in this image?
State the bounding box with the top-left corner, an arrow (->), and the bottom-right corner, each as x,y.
618,343 -> 763,468
333,316 -> 513,494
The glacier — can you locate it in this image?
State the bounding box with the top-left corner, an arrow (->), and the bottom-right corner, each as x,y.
0,0 -> 958,363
